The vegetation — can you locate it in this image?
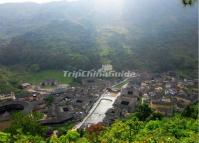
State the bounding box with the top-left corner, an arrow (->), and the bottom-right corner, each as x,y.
5,112 -> 47,137
99,115 -> 198,143
50,121 -> 76,135
182,102 -> 198,119
44,96 -> 54,106
0,103 -> 197,143
23,70 -> 73,85
0,0 -> 197,78
182,0 -> 197,5
0,67 -> 22,94
0,68 -> 73,95
0,0 -> 198,142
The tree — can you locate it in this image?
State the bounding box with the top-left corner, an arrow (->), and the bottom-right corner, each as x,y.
58,130 -> 80,143
126,120 -> 143,142
6,112 -> 47,137
44,96 -> 54,106
65,130 -> 80,142
135,103 -> 153,121
100,114 -> 199,143
86,123 -> 105,143
182,0 -> 196,6
149,112 -> 163,120
182,103 -> 198,119
13,130 -> 45,143
49,134 -> 61,143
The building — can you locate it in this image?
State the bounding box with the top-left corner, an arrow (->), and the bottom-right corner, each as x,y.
0,92 -> 16,101
150,100 -> 174,116
41,80 -> 58,86
99,64 -> 113,72
21,83 -> 31,89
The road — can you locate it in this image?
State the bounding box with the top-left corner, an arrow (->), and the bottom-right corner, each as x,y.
74,78 -> 129,129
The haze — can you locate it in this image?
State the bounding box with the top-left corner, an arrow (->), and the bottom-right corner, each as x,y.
0,0 -> 78,4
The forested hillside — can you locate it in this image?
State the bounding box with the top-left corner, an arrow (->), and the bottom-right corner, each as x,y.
0,0 -> 197,76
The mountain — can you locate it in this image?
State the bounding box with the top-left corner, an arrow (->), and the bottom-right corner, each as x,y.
0,0 -> 198,77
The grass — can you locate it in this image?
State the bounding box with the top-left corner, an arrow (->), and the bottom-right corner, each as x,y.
22,70 -> 73,85
0,68 -> 74,94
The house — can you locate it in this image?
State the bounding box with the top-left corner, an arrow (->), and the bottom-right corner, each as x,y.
165,82 -> 171,89
165,89 -> 177,96
41,80 -> 58,86
21,83 -> 31,89
141,93 -> 150,104
104,108 -> 121,125
0,92 -> 16,101
99,64 -> 113,72
150,100 -> 174,116
149,91 -> 156,97
174,93 -> 192,106
155,87 -> 163,93
114,96 -> 138,113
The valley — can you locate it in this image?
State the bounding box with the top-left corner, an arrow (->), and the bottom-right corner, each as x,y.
0,0 -> 198,142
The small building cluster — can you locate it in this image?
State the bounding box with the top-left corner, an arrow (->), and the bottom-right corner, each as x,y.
139,72 -> 198,115
0,72 -> 198,127
0,78 -> 114,125
104,78 -> 140,124
104,72 -> 198,124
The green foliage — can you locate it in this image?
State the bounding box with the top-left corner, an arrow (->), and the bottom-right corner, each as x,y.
13,130 -> 45,143
49,134 -> 61,143
0,21 -> 100,71
0,68 -> 21,94
182,103 -> 199,119
148,112 -> 164,120
23,70 -> 73,85
0,1 -> 198,142
0,131 -> 10,143
49,130 -> 83,143
29,64 -> 40,72
0,104 -> 198,143
51,122 -> 76,135
64,130 -> 80,142
182,0 -> 197,5
135,103 -> 153,121
5,112 -> 47,137
0,68 -> 74,96
0,0 -> 197,77
100,120 -> 131,143
100,115 -> 199,143
44,96 -> 54,106
99,104 -> 198,142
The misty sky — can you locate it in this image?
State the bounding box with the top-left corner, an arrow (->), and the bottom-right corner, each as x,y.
0,0 -> 78,4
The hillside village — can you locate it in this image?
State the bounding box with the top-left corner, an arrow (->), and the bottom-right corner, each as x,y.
0,70 -> 198,129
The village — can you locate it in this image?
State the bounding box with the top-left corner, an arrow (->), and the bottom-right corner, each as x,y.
0,69 -> 198,129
